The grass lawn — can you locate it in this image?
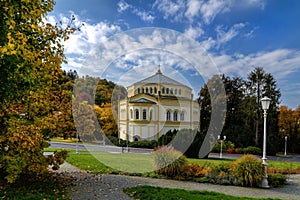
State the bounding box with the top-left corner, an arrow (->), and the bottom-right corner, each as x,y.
48,148 -> 299,174
123,186 -> 280,200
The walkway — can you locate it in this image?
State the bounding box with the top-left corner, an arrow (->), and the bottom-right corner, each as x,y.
56,162 -> 300,200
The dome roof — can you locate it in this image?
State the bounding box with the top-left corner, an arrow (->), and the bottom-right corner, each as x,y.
134,69 -> 185,86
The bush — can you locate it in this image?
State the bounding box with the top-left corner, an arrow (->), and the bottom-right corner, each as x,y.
181,164 -> 210,179
268,173 -> 286,187
129,140 -> 158,149
153,146 -> 187,178
211,141 -> 235,153
230,154 -> 264,187
239,146 -> 262,155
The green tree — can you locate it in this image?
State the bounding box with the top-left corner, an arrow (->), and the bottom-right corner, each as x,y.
0,0 -> 77,183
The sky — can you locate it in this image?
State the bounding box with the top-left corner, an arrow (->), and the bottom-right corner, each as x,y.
49,0 -> 300,109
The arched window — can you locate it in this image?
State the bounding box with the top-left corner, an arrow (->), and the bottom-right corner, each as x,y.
135,109 -> 139,120
150,87 -> 153,94
178,89 -> 181,95
175,89 -> 177,95
130,109 -> 133,119
150,109 -> 153,120
166,88 -> 169,94
166,111 -> 171,121
146,88 -> 149,93
142,88 -> 144,93
173,111 -> 178,121
154,87 -> 157,94
170,88 -> 173,94
162,87 -> 165,94
142,109 -> 147,120
180,111 -> 184,121
138,88 -> 140,94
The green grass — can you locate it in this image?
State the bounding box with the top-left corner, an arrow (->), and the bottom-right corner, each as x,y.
0,172 -> 70,200
61,149 -> 300,174
123,185 -> 280,200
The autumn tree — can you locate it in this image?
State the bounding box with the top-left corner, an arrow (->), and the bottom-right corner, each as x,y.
0,0 -> 77,183
278,105 -> 300,153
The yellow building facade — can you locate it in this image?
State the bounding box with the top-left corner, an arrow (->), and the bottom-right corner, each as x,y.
118,69 -> 199,141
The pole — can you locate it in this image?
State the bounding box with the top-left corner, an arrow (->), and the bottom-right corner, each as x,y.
76,131 -> 79,154
261,110 -> 269,188
220,140 -> 223,158
284,136 -> 287,156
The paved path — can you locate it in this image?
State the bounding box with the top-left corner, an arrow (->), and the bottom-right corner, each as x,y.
56,162 -> 300,200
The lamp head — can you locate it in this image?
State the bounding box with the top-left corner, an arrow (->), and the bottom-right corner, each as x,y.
261,96 -> 271,110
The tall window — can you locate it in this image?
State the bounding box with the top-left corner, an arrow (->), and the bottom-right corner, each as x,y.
138,88 -> 140,94
146,88 -> 148,93
166,111 -> 171,121
143,109 -> 147,120
180,112 -> 184,121
170,88 -> 173,94
173,111 -> 178,121
154,87 -> 157,94
166,88 -> 169,94
150,110 -> 153,120
130,109 -> 133,119
150,87 -> 153,94
174,89 -> 177,95
178,89 -> 181,95
162,87 -> 165,94
135,109 -> 139,119
142,88 -> 144,93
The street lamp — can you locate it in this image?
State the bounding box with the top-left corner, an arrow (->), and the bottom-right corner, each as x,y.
284,136 -> 288,156
261,96 -> 271,188
218,135 -> 226,158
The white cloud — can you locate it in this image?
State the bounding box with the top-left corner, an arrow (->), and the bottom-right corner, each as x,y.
117,0 -> 130,12
153,0 -> 185,22
184,25 -> 204,40
198,0 -> 232,24
117,0 -> 155,23
215,23 -> 246,47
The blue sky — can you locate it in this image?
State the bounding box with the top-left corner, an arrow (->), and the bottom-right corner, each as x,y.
49,0 -> 300,109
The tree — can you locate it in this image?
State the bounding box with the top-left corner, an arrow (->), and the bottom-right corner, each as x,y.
0,0 -> 78,183
245,67 -> 281,155
278,105 -> 300,153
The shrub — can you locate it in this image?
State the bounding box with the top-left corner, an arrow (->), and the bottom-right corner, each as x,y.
239,146 -> 262,155
268,173 -> 287,187
129,140 -> 158,149
230,154 -> 264,187
211,141 -> 235,153
153,146 -> 187,178
181,164 -> 210,179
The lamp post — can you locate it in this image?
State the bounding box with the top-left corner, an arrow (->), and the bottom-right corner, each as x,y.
284,136 -> 287,156
218,135 -> 226,158
261,96 -> 271,188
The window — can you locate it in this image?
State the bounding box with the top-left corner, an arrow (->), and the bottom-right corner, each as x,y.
135,109 -> 139,119
146,88 -> 148,93
138,88 -> 140,94
150,110 -> 153,120
166,88 -> 169,94
143,109 -> 147,120
130,109 -> 133,119
173,111 -> 178,121
174,89 -> 177,95
178,89 -> 181,95
154,87 -> 157,94
162,87 -> 165,94
142,88 -> 144,93
170,88 -> 173,94
166,111 -> 171,121
150,87 -> 153,94
180,112 -> 184,121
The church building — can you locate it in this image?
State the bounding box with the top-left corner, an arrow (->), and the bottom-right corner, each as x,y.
118,67 -> 200,141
